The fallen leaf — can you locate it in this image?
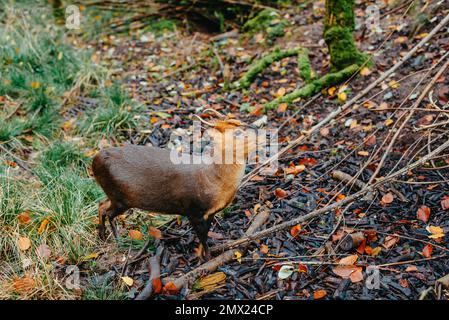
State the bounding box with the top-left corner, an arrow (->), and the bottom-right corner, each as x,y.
385,118 -> 394,126
149,226 -> 162,239
441,196 -> 449,210
332,265 -> 359,278
12,276 -> 35,294
426,225 -> 445,239
382,235 -> 399,249
260,244 -> 269,254
275,188 -> 288,199
358,150 -> 369,157
36,244 -> 51,258
163,281 -> 179,294
417,205 -> 430,223
234,251 -> 242,263
128,229 -> 143,241
399,278 -> 409,288
121,276 -> 134,286
37,218 -> 50,235
349,268 -> 364,283
18,211 -> 31,224
278,265 -> 294,279
82,252 -> 99,261
30,81 -> 41,89
152,278 -> 162,294
18,236 -> 31,251
195,272 -> 226,291
284,164 -> 305,175
277,103 -> 288,113
381,192 -> 394,205
276,87 -> 286,97
337,91 -> 347,102
313,289 -> 327,299
290,225 -> 301,237
360,67 -> 371,76
405,265 -> 418,272
338,254 -> 358,266
422,244 -> 433,258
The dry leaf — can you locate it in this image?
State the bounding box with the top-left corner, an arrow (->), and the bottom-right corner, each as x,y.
18,211 -> 31,224
260,244 -> 269,254
121,276 -> 134,286
290,225 -> 301,237
382,235 -> 399,249
36,244 -> 51,258
417,206 -> 430,223
381,192 -> 394,205
195,272 -> 226,291
163,281 -> 179,294
276,87 -> 286,97
37,218 -> 50,235
18,236 -> 31,251
149,226 -> 162,239
441,196 -> 449,210
128,229 -> 143,240
12,276 -> 35,294
275,188 -> 288,199
426,225 -> 445,239
278,265 -> 294,279
234,251 -> 242,263
313,289 -> 327,299
349,268 -> 364,283
338,254 -> 358,266
422,244 -> 433,258
152,278 -> 162,294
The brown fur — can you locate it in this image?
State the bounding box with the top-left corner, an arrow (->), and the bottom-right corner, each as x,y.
92,121 -> 255,259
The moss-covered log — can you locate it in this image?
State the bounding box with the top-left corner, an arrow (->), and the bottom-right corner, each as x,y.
234,47 -> 311,89
297,48 -> 313,84
324,0 -> 370,70
264,64 -> 358,110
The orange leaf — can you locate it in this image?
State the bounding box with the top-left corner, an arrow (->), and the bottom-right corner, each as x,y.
338,254 -> 358,266
18,211 -> 31,224
260,244 -> 269,254
441,196 -> 449,210
277,103 -> 288,113
152,278 -> 162,294
422,244 -> 433,258
128,229 -> 143,241
381,192 -> 394,205
290,225 -> 301,237
349,268 -> 364,283
18,236 -> 31,251
149,226 -> 162,239
382,235 -> 399,249
37,218 -> 50,235
163,281 -> 179,294
332,265 -> 359,278
313,289 -> 327,300
13,276 -> 35,294
416,205 -> 430,223
275,188 -> 288,199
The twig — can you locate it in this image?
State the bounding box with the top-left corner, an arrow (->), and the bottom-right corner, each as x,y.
134,245 -> 163,300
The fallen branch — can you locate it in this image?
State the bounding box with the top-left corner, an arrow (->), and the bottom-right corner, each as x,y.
163,206 -> 271,291
134,246 -> 163,300
215,138 -> 449,253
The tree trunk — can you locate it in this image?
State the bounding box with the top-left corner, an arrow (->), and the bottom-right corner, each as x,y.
324,0 -> 369,70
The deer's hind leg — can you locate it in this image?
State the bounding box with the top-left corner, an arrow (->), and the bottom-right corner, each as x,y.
98,199 -> 111,241
188,214 -> 214,261
98,199 -> 128,240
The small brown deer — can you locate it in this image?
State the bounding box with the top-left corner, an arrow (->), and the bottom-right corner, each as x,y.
92,111 -> 257,259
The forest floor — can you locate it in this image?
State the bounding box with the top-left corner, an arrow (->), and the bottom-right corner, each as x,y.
1,0 -> 449,300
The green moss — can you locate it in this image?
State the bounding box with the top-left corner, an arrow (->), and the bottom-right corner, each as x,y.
234,47 -> 302,89
297,48 -> 313,83
323,0 -> 371,70
264,64 -> 359,110
243,9 -> 289,43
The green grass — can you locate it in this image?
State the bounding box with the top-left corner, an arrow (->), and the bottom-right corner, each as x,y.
0,1 -> 143,300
